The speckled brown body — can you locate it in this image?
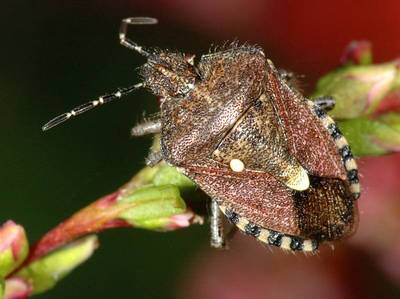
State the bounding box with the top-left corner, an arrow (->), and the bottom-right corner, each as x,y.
43,17 -> 360,251
140,43 -> 359,250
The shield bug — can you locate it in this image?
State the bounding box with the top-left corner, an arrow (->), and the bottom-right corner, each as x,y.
43,17 -> 360,252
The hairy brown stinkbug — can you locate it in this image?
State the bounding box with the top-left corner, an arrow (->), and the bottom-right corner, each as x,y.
43,17 -> 360,252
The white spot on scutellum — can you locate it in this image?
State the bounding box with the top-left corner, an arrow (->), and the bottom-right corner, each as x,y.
230,159 -> 245,172
285,167 -> 310,191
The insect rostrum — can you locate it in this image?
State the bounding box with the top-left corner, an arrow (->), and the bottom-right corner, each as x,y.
43,17 -> 360,253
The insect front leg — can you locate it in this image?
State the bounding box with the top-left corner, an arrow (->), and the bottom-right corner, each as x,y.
210,198 -> 226,249
131,119 -> 161,136
131,117 -> 162,166
313,96 -> 336,112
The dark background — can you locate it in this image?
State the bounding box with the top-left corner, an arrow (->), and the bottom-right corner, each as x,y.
2,1 -> 400,299
2,2 -> 210,299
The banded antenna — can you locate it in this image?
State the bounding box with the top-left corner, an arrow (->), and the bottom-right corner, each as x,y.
42,17 -> 158,131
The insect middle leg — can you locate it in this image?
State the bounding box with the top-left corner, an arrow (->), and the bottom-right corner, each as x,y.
210,198 -> 226,249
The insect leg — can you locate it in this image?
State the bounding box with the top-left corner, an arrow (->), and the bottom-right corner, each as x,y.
313,96 -> 336,112
42,83 -> 143,131
210,198 -> 226,249
131,119 -> 161,136
119,17 -> 158,57
145,151 -> 163,167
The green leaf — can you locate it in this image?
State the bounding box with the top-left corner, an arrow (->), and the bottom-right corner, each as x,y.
119,185 -> 188,230
313,63 -> 398,119
339,117 -> 400,156
377,112 -> 400,133
14,235 -> 98,295
152,165 -> 195,189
